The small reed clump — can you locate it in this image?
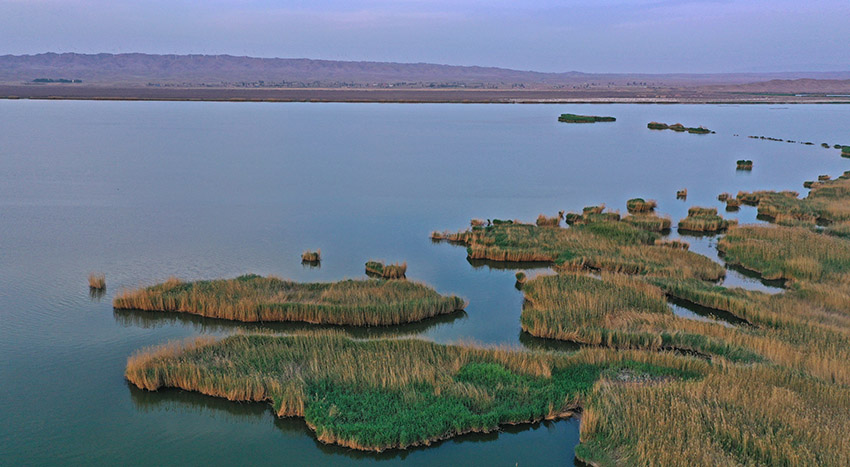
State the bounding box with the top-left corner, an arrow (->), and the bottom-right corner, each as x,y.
678,207 -> 736,233
717,193 -> 731,202
515,271 -> 527,284
470,219 -> 486,227
818,174 -> 831,181
626,198 -> 657,214
676,189 -> 688,199
726,198 -> 742,210
736,160 -> 753,170
365,260 -> 408,279
301,249 -> 321,263
536,211 -> 564,227
88,273 -> 106,290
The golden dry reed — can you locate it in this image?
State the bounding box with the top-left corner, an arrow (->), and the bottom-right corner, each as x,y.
114,274 -> 463,326
301,249 -> 321,262
88,273 -> 106,289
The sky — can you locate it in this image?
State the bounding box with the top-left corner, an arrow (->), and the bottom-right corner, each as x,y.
0,0 -> 848,73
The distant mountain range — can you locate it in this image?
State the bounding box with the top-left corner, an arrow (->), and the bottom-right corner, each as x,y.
2,53 -> 850,89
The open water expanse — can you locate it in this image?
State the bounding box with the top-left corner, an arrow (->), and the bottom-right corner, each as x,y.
2,101 -> 848,465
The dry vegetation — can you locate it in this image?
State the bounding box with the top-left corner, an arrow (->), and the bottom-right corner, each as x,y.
88,272 -> 106,290
365,260 -> 408,279
432,220 -> 723,281
678,207 -> 737,233
126,333 -> 704,452
301,249 -> 321,262
113,274 -> 463,326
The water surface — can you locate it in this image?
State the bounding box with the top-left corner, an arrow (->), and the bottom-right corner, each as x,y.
2,101 -> 848,465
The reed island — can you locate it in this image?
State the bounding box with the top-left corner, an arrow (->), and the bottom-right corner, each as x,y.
113,274 -> 464,326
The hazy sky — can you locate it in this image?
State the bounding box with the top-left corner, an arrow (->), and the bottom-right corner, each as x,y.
1,0 -> 847,73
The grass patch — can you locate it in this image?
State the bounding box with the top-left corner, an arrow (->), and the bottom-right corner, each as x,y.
113,274 -> 463,326
126,334 -> 704,452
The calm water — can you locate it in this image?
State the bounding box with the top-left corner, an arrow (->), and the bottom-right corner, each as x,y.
2,101 -> 848,465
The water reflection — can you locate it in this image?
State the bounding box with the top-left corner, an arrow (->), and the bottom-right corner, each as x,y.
519,332 -> 582,353
113,307 -> 468,339
128,382 -> 582,464
667,296 -> 751,327
89,287 -> 106,302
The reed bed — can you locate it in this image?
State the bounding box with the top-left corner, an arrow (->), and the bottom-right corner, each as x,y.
577,364 -> 850,466
439,222 -> 724,281
365,261 -> 408,279
622,213 -> 672,232
88,272 -> 106,290
647,122 -> 711,134
113,274 -> 463,326
718,225 -> 850,282
520,273 -> 757,361
737,176 -> 850,226
301,250 -> 321,262
626,198 -> 657,214
126,334 -> 702,452
678,207 -> 736,233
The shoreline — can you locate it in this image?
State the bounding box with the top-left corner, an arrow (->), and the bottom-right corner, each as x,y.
2,85 -> 849,104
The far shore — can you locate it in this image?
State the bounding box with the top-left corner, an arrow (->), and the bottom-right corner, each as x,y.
1,84 -> 848,104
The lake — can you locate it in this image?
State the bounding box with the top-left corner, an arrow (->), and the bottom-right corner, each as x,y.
2,101 -> 848,465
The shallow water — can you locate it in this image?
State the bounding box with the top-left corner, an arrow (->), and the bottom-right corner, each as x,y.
2,101 -> 848,465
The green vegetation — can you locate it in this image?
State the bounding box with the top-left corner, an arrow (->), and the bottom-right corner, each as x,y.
558,113 -> 616,123
365,261 -> 408,279
88,273 -> 105,290
737,173 -> 850,226
113,274 -> 463,326
647,122 -> 711,134
512,227 -> 850,465
626,198 -> 657,214
126,334 -> 703,452
434,220 -> 724,281
515,271 -> 527,285
678,207 -> 736,233
718,225 -> 850,283
301,249 -> 321,262
622,213 -> 672,232
521,273 -> 756,361
841,146 -> 850,157
736,159 -> 753,170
